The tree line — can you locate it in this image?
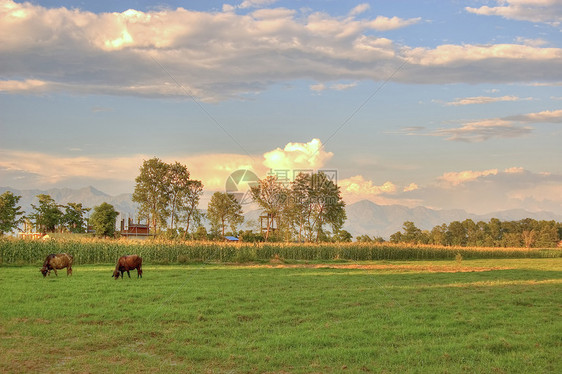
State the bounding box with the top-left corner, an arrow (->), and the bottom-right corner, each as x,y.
0,191 -> 118,237
132,158 -> 348,242
386,219 -> 561,248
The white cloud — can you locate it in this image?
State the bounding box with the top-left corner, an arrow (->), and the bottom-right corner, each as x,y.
237,0 -> 279,10
434,119 -> 533,142
0,139 -> 337,193
401,167 -> 562,215
349,4 -> 370,17
5,1 -> 560,101
263,138 -> 333,171
466,0 -> 562,25
505,109 -> 562,123
0,79 -> 48,93
424,109 -> 561,142
403,183 -> 419,192
439,169 -> 499,186
444,95 -> 531,106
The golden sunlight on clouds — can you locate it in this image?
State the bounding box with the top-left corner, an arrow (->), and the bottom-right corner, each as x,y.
403,183 -> 419,192
439,169 -> 498,186
263,138 -> 333,171
339,175 -> 396,195
0,79 -> 47,92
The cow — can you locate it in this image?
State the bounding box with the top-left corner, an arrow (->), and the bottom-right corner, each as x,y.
112,255 -> 143,280
41,253 -> 73,277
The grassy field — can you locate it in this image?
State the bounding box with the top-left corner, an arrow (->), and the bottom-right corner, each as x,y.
1,258 -> 561,373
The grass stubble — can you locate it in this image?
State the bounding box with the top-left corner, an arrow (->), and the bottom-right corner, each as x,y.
0,258 -> 560,373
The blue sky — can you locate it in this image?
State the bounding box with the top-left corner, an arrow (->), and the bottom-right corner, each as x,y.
1,0 -> 561,214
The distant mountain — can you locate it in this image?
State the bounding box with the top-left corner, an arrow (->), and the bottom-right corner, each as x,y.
344,199 -> 562,239
3,187 -> 560,238
0,186 -> 138,220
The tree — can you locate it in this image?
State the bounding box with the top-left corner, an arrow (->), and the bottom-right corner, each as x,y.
300,172 -> 346,242
333,229 -> 353,242
207,192 -> 244,237
179,179 -> 204,239
0,191 -> 25,235
63,203 -> 90,233
89,202 -> 119,237
30,194 -> 63,233
402,221 -> 422,244
250,176 -> 287,241
447,221 -> 467,246
166,162 -> 191,231
132,158 -> 171,233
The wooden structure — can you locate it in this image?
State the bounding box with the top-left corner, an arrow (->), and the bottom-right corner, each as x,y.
260,213 -> 278,236
120,218 -> 151,238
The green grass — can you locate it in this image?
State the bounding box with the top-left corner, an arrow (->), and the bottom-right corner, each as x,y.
1,258 -> 561,373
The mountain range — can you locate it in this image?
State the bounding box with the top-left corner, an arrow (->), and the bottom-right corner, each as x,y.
2,186 -> 561,239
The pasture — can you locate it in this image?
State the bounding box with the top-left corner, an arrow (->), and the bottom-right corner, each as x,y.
1,258 -> 561,373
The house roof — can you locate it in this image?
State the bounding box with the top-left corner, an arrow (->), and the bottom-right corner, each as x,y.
225,236 -> 239,241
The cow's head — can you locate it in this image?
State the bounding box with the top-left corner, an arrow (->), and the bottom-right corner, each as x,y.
40,267 -> 48,277
112,270 -> 120,279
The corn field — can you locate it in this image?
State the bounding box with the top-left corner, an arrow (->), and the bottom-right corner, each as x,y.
1,237 -> 560,265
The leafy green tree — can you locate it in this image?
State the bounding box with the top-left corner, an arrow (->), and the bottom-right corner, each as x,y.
356,234 -> 373,242
535,220 -> 559,248
193,225 -> 208,241
133,158 -> 171,233
429,224 -> 448,245
333,229 -> 353,242
250,176 -> 288,241
447,221 -> 467,246
302,172 -> 346,242
179,179 -> 204,239
89,202 -> 119,237
63,203 -> 90,233
389,231 -> 402,243
402,221 -> 422,244
30,194 -> 63,233
0,191 -> 25,235
207,192 -> 244,237
166,161 -> 191,230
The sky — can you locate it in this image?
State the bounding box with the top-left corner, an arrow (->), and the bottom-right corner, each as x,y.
0,0 -> 561,215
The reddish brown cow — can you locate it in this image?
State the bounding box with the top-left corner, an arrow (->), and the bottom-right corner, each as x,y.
112,255 -> 143,279
41,253 -> 73,277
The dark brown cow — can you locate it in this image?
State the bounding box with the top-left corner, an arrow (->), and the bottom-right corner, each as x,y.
112,255 -> 143,279
41,253 -> 73,277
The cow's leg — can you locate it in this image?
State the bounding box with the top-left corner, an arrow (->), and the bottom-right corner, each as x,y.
127,270 -> 131,278
67,266 -> 72,276
53,268 -> 58,276
120,270 -> 124,279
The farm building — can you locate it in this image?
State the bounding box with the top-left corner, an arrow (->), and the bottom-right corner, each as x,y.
120,218 -> 151,238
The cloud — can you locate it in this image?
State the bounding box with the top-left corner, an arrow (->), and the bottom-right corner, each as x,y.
466,0 -> 562,25
0,138 -> 336,193
338,175 -> 402,204
263,138 -> 333,171
420,109 -> 561,142
505,109 -> 562,123
237,0 -> 279,10
0,79 -> 48,93
349,4 -> 370,17
434,119 -> 533,142
439,169 -> 499,186
403,183 -> 419,192
309,81 -> 357,92
400,167 -> 562,215
3,1 -> 560,101
443,95 -> 531,106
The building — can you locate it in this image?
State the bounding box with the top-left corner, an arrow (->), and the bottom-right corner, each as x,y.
120,218 -> 151,238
